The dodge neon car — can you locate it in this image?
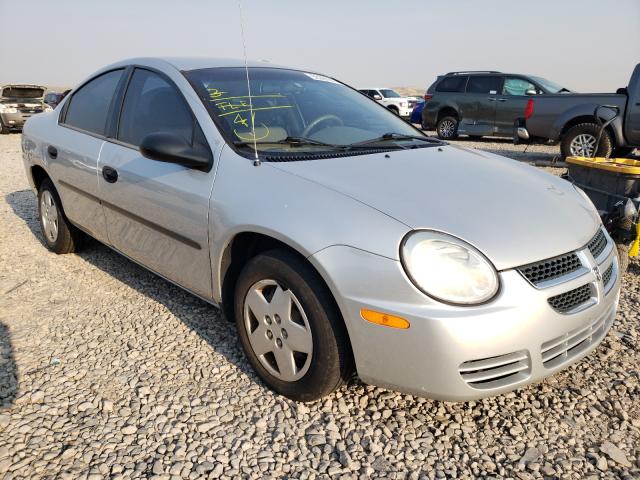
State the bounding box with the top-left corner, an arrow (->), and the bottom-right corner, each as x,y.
21,58 -> 620,401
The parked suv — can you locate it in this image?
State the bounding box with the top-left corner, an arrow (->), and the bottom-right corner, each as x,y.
0,84 -> 50,134
421,71 -> 570,140
359,88 -> 415,118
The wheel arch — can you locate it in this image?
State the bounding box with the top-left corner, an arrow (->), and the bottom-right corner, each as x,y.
437,106 -> 459,122
30,165 -> 51,192
559,116 -> 620,148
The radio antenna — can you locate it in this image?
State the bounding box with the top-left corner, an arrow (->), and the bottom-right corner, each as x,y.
237,0 -> 260,166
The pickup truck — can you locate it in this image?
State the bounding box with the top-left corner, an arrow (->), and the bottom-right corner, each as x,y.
516,64 -> 640,159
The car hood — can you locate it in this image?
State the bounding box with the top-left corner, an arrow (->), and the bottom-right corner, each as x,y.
270,145 -> 600,270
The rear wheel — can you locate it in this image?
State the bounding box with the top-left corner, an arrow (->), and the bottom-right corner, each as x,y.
561,123 -> 612,159
38,179 -> 82,254
436,116 -> 459,140
234,250 -> 352,402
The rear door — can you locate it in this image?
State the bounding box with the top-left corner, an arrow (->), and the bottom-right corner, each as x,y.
459,75 -> 502,136
494,77 -> 539,135
97,67 -> 215,298
50,69 -> 125,242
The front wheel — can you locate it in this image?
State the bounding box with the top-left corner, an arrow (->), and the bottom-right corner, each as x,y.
38,179 -> 82,254
0,120 -> 9,134
234,250 -> 353,402
436,116 -> 459,140
561,123 -> 612,159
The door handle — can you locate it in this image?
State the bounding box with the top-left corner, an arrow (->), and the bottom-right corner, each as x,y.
47,145 -> 57,159
497,98 -> 507,102
487,97 -> 497,101
102,166 -> 118,183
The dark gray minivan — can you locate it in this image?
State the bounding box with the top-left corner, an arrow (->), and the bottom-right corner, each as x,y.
421,71 -> 570,140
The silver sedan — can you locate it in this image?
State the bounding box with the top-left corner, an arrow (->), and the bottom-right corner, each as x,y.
21,57 -> 621,401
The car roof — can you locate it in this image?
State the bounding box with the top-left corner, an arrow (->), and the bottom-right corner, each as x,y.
101,56 -> 291,73
1,84 -> 46,89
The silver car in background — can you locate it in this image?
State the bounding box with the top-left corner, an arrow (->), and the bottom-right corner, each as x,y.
21,57 -> 621,401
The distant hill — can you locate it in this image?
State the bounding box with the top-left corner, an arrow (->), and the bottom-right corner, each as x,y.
392,86 -> 425,97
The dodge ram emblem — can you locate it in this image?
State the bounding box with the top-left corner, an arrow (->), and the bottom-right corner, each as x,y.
593,266 -> 602,282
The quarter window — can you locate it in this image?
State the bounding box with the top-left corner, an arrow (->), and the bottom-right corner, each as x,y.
64,69 -> 124,135
467,76 -> 502,94
117,69 -> 194,147
436,76 -> 468,93
503,78 -> 538,96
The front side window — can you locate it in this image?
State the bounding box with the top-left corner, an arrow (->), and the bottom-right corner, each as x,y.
503,78 -> 537,96
467,76 -> 502,94
185,68 -> 427,156
117,69 -> 194,147
64,69 -> 123,135
436,76 -> 468,93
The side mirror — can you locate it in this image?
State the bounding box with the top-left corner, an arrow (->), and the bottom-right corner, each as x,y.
525,89 -> 537,96
373,94 -> 382,100
139,132 -> 211,169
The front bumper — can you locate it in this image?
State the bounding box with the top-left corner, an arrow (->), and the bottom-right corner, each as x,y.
310,230 -> 620,401
1,111 -> 39,129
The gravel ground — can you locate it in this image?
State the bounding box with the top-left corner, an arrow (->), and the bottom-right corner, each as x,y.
0,132 -> 639,480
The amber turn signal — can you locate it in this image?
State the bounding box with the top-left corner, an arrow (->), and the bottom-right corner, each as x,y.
360,309 -> 410,329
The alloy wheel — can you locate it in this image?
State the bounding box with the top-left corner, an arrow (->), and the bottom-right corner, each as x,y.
439,119 -> 456,138
569,133 -> 597,157
243,279 -> 313,382
40,190 -> 59,242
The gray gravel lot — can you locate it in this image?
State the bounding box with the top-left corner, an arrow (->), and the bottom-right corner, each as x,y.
0,133 -> 639,479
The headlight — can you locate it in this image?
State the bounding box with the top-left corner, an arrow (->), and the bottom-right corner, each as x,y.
401,231 -> 499,305
44,105 -> 53,112
0,105 -> 18,114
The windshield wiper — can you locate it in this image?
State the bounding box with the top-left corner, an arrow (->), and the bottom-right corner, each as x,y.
348,132 -> 445,148
234,136 -> 345,149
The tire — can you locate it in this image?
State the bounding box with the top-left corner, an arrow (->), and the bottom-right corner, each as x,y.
37,179 -> 82,254
234,250 -> 352,402
436,115 -> 459,140
616,242 -> 629,274
387,106 -> 399,115
560,123 -> 612,159
0,120 -> 9,134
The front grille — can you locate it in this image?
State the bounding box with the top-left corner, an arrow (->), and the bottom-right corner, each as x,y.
541,308 -> 612,368
587,228 -> 607,259
518,252 -> 582,286
548,284 -> 592,313
459,350 -> 530,390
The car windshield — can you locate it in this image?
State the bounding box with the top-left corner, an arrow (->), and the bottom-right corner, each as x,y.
185,68 -> 423,156
379,89 -> 401,98
529,76 -> 569,94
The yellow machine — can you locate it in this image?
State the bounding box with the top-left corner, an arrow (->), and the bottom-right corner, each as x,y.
565,156 -> 640,271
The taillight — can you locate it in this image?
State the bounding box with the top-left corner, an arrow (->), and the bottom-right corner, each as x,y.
424,94 -> 433,102
524,99 -> 534,119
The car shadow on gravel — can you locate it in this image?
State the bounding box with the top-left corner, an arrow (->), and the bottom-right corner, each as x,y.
5,189 -> 260,384
0,322 -> 18,409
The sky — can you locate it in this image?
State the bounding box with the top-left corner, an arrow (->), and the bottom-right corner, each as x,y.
1,0 -> 639,92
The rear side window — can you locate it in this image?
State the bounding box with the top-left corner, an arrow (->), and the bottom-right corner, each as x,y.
64,70 -> 123,135
436,76 -> 468,93
467,76 -> 502,94
117,68 -> 194,147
